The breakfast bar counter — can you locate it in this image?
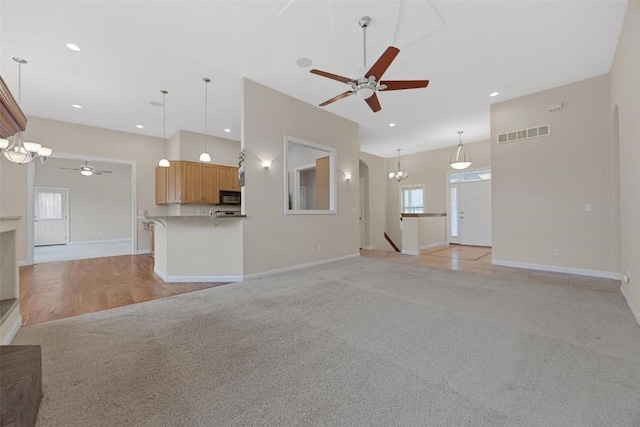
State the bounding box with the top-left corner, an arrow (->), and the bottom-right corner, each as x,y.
146,215 -> 245,282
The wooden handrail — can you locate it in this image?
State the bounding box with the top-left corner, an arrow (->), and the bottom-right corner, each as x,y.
384,232 -> 400,252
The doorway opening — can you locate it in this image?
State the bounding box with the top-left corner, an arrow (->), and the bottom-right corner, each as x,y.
27,154 -> 137,264
446,169 -> 492,246
359,160 -> 371,249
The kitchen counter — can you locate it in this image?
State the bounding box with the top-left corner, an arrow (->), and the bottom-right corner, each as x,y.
145,215 -> 243,282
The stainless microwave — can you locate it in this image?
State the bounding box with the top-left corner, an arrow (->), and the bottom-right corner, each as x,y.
219,191 -> 241,205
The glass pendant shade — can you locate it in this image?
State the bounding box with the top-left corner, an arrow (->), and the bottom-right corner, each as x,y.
23,141 -> 41,153
3,146 -> 30,164
0,139 -> 8,150
159,158 -> 170,167
38,147 -> 52,157
199,152 -> 211,162
80,169 -> 93,176
450,131 -> 472,170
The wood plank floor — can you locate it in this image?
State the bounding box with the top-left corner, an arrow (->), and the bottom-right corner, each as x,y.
19,255 -> 231,326
361,245 -> 621,293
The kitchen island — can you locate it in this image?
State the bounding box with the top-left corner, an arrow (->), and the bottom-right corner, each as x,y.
148,214 -> 245,282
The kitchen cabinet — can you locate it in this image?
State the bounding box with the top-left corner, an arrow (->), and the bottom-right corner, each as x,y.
156,161 -> 230,205
202,164 -> 220,204
155,167 -> 167,205
219,166 -> 240,191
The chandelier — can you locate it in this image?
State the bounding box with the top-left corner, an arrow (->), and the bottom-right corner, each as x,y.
0,57 -> 52,165
388,148 -> 409,181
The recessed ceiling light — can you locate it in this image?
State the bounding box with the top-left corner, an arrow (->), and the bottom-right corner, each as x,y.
149,101 -> 163,107
489,92 -> 500,97
136,125 -> 144,129
72,104 -> 82,109
65,43 -> 81,52
296,57 -> 313,68
224,128 -> 231,133
389,123 -> 396,127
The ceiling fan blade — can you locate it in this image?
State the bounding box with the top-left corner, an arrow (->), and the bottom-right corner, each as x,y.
94,170 -> 112,174
319,91 -> 353,107
365,93 -> 381,113
92,171 -> 103,175
365,46 -> 400,81
379,80 -> 430,91
58,167 -> 79,171
310,69 -> 354,84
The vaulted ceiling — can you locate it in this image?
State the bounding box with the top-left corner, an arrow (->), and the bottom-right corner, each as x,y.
0,1 -> 627,157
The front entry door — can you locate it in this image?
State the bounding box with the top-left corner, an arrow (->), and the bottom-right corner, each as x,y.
34,187 -> 69,246
459,181 -> 491,246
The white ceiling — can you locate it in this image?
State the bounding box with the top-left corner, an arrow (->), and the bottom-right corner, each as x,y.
0,1 -> 627,158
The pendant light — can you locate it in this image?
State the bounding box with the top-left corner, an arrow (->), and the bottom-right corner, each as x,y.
199,77 -> 212,163
2,57 -> 52,165
158,90 -> 170,168
450,130 -> 472,170
388,148 -> 409,181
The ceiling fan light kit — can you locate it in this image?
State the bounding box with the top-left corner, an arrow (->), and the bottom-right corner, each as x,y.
1,57 -> 53,165
310,16 -> 429,113
450,131 -> 472,170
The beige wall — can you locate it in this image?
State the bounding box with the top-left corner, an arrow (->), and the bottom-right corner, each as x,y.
359,151 -> 387,250
611,1 -> 640,319
385,140 -> 491,249
35,158 -> 132,242
491,74 -> 615,274
241,79 -> 360,276
0,117 -> 167,261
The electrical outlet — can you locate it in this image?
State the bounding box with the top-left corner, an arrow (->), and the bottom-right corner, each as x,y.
318,245 -> 322,252
553,249 -> 560,256
351,208 -> 356,214
585,204 -> 592,212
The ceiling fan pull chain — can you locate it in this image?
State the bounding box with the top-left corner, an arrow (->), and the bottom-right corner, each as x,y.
363,23 -> 367,68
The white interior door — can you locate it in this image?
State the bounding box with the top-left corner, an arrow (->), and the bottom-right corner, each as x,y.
34,187 -> 69,246
459,181 -> 491,246
359,178 -> 365,248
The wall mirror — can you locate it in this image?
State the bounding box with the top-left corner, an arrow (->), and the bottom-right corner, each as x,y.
284,136 -> 336,214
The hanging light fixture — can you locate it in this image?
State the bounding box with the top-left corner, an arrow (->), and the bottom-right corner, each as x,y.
199,77 -> 212,162
388,148 -> 409,181
158,90 -> 170,167
1,57 -> 52,165
450,130 -> 472,170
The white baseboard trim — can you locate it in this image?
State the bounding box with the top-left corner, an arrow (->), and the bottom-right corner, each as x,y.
1,313 -> 22,345
68,238 -> 132,245
621,285 -> 640,327
401,249 -> 420,256
136,249 -> 152,255
19,260 -> 30,267
154,267 -> 242,283
492,259 -> 618,279
419,241 -> 448,250
243,253 -> 361,281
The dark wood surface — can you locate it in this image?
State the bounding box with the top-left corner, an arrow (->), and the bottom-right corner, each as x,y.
0,76 -> 27,139
0,346 -> 42,427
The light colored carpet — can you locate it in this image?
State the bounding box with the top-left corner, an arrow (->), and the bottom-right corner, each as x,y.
12,256 -> 640,426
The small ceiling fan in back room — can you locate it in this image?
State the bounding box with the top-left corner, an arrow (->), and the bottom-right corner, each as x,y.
58,160 -> 112,176
310,16 -> 430,113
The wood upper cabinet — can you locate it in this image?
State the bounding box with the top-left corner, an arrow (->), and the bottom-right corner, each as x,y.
155,161 -> 234,205
219,166 -> 240,191
155,166 -> 167,205
202,164 -> 220,204
166,161 -> 183,204
181,161 -> 203,204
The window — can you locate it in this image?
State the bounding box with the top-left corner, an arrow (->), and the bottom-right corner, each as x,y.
401,186 -> 424,214
450,187 -> 458,237
449,169 -> 491,183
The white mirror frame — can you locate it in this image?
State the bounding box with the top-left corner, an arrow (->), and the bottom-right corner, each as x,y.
284,135 -> 337,215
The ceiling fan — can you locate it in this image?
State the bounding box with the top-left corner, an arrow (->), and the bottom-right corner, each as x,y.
310,16 -> 430,113
58,161 -> 112,176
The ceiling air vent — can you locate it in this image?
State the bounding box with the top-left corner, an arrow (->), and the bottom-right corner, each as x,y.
497,124 -> 551,144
